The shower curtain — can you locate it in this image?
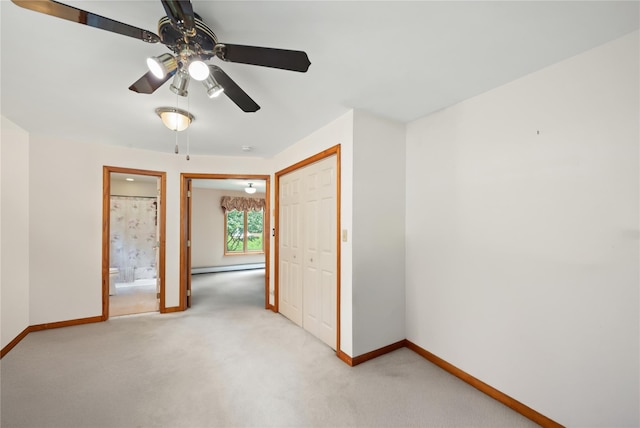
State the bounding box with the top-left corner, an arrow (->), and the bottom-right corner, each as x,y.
110,196 -> 157,283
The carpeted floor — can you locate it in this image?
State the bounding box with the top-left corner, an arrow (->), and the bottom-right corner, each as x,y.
0,270 -> 539,427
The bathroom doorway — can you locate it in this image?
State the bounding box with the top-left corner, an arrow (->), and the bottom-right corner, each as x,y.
102,166 -> 166,319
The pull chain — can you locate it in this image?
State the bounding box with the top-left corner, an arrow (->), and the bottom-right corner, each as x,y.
186,91 -> 191,161
174,91 -> 179,154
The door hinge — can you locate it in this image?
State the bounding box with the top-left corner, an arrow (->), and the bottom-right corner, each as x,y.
156,292 -> 161,299
187,289 -> 191,297
187,240 -> 191,247
187,190 -> 191,198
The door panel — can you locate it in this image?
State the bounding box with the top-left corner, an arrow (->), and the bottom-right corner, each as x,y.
279,172 -> 303,326
315,161 -> 337,348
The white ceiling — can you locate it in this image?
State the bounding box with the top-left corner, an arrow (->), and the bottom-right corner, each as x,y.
2,1 -> 638,158
191,178 -> 266,193
111,173 -> 266,192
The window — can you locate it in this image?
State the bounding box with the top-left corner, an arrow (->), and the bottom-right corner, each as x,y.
225,208 -> 264,254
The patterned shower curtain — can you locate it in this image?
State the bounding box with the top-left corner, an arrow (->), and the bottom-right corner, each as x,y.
110,196 -> 158,283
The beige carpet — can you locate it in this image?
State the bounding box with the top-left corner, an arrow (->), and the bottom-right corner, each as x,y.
0,270 -> 539,428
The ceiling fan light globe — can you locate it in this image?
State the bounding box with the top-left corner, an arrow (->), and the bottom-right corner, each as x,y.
156,107 -> 194,132
207,85 -> 224,98
202,74 -> 224,98
163,112 -> 189,131
147,57 -> 164,79
188,60 -> 210,81
170,69 -> 190,97
147,53 -> 177,79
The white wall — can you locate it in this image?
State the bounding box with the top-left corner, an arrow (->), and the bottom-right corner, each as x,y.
27,135 -> 270,324
0,117 -> 30,349
110,178 -> 157,197
405,31 -> 639,427
351,110 -> 406,356
271,110 -> 355,356
191,187 -> 265,268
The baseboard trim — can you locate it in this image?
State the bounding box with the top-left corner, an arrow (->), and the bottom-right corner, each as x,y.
0,326 -> 31,358
29,316 -> 103,332
336,339 -> 407,367
336,350 -> 353,366
1,316 -> 103,359
405,340 -> 564,428
352,339 -> 407,366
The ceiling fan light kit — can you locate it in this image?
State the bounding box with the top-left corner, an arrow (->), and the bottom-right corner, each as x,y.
187,60 -> 210,81
147,53 -> 177,79
11,0 -> 311,115
156,107 -> 194,132
203,75 -> 224,98
169,69 -> 190,97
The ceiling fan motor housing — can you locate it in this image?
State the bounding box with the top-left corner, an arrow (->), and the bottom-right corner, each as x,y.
158,14 -> 218,59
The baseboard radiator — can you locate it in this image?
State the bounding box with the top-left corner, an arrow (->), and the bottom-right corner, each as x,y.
191,263 -> 265,275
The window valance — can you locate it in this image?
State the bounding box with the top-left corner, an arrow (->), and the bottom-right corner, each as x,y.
220,196 -> 265,213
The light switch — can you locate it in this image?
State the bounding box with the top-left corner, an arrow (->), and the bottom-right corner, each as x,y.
342,229 -> 348,242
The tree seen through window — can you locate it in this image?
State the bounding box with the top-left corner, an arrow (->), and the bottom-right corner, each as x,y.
225,208 -> 264,254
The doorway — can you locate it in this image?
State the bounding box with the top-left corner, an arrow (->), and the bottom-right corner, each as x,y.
180,174 -> 271,311
102,166 -> 166,319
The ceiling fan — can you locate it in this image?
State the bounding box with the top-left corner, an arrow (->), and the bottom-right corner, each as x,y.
11,0 -> 311,113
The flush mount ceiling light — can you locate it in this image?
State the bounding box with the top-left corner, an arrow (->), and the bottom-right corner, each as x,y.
155,107 -> 194,132
245,183 -> 257,194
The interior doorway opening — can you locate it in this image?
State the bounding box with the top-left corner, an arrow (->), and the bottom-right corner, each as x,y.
102,166 -> 167,319
180,174 -> 271,311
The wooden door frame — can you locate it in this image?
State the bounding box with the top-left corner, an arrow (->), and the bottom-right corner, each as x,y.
179,173 -> 271,311
102,166 -> 167,320
274,145 -> 341,353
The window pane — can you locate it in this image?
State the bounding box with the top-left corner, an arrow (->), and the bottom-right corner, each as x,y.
246,210 -> 264,252
226,210 -> 245,253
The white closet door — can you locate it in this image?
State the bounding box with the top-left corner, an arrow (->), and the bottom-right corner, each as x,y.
279,170 -> 303,326
303,158 -> 337,349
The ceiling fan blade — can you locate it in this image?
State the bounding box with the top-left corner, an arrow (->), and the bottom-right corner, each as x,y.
128,71 -> 173,94
210,65 -> 260,113
160,0 -> 196,37
215,44 -> 311,73
11,0 -> 160,43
